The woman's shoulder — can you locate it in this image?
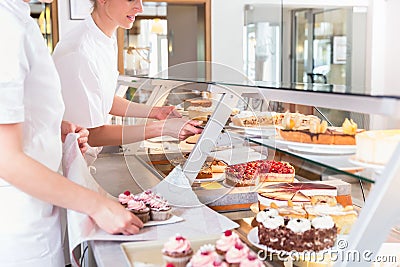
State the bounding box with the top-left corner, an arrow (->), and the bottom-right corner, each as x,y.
53,25 -> 93,61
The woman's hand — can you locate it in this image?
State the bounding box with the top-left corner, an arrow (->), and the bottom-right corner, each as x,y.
161,118 -> 203,141
61,120 -> 89,154
89,198 -> 143,235
150,106 -> 182,120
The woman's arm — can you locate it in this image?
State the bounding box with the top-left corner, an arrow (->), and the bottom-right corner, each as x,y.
0,123 -> 143,235
110,96 -> 182,120
87,118 -> 203,147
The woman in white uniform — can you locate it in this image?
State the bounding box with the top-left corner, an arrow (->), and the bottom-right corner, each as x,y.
0,1 -> 143,266
53,0 -> 202,150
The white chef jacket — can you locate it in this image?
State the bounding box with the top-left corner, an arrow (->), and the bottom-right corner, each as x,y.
0,1 -> 65,266
53,15 -> 119,129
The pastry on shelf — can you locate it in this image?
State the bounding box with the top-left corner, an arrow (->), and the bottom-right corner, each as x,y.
355,129 -> 400,165
225,160 -> 295,187
304,204 -> 358,234
278,112 -> 363,145
231,111 -> 281,128
257,182 -> 337,209
256,209 -> 337,252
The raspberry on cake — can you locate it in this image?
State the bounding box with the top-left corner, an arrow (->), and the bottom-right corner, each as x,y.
225,160 -> 295,187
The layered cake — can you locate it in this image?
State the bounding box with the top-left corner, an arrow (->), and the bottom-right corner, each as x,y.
231,111 -> 280,127
256,210 -> 337,252
279,113 -> 362,145
186,98 -> 214,120
304,204 -> 357,234
355,129 -> 400,165
225,160 -> 295,187
257,182 -> 337,209
170,156 -> 227,179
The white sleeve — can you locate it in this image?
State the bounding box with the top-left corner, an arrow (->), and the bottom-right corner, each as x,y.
0,15 -> 26,123
54,52 -> 105,129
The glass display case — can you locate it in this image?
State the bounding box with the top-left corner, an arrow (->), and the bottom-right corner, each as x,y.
112,64 -> 400,266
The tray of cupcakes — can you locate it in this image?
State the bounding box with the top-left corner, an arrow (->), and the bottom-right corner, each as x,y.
118,190 -> 183,226
121,231 -> 265,267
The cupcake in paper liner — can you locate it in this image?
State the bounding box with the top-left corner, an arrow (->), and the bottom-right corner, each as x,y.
215,230 -> 239,258
224,240 -> 249,267
149,197 -> 172,221
118,190 -> 134,207
162,234 -> 193,267
187,244 -> 225,267
126,199 -> 150,223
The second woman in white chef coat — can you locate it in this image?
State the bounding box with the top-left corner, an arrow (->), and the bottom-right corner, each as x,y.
0,1 -> 143,266
53,0 -> 202,156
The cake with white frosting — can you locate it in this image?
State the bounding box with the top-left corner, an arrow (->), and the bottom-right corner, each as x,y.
256,209 -> 337,252
355,129 -> 400,165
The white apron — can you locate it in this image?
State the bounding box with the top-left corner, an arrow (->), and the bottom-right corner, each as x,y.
0,1 -> 65,266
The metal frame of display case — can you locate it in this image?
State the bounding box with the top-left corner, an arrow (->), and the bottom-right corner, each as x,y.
117,76 -> 400,266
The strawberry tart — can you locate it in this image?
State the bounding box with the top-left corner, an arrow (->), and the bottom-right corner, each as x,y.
225,160 -> 295,187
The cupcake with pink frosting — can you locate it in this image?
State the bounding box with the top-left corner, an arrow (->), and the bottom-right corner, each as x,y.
126,199 -> 150,223
224,240 -> 249,267
162,234 -> 193,267
211,259 -> 229,267
149,197 -> 172,221
118,190 -> 134,207
215,230 -> 239,257
188,244 -> 219,267
137,189 -> 156,205
239,252 -> 265,267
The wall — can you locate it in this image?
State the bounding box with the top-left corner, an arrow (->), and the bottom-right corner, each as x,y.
57,0 -> 91,39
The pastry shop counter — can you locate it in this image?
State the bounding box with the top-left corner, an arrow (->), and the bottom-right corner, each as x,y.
89,151 -> 281,267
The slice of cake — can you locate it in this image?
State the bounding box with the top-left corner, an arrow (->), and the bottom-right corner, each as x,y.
258,182 -> 337,209
355,129 -> 400,165
231,111 -> 276,127
256,209 -> 337,252
304,204 -> 357,234
225,160 -> 295,187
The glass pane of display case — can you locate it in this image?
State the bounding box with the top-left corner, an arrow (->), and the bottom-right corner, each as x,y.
244,3 -> 282,83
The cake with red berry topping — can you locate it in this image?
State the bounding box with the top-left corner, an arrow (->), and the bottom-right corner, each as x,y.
256,209 -> 337,252
162,234 -> 194,267
225,160 -> 295,187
